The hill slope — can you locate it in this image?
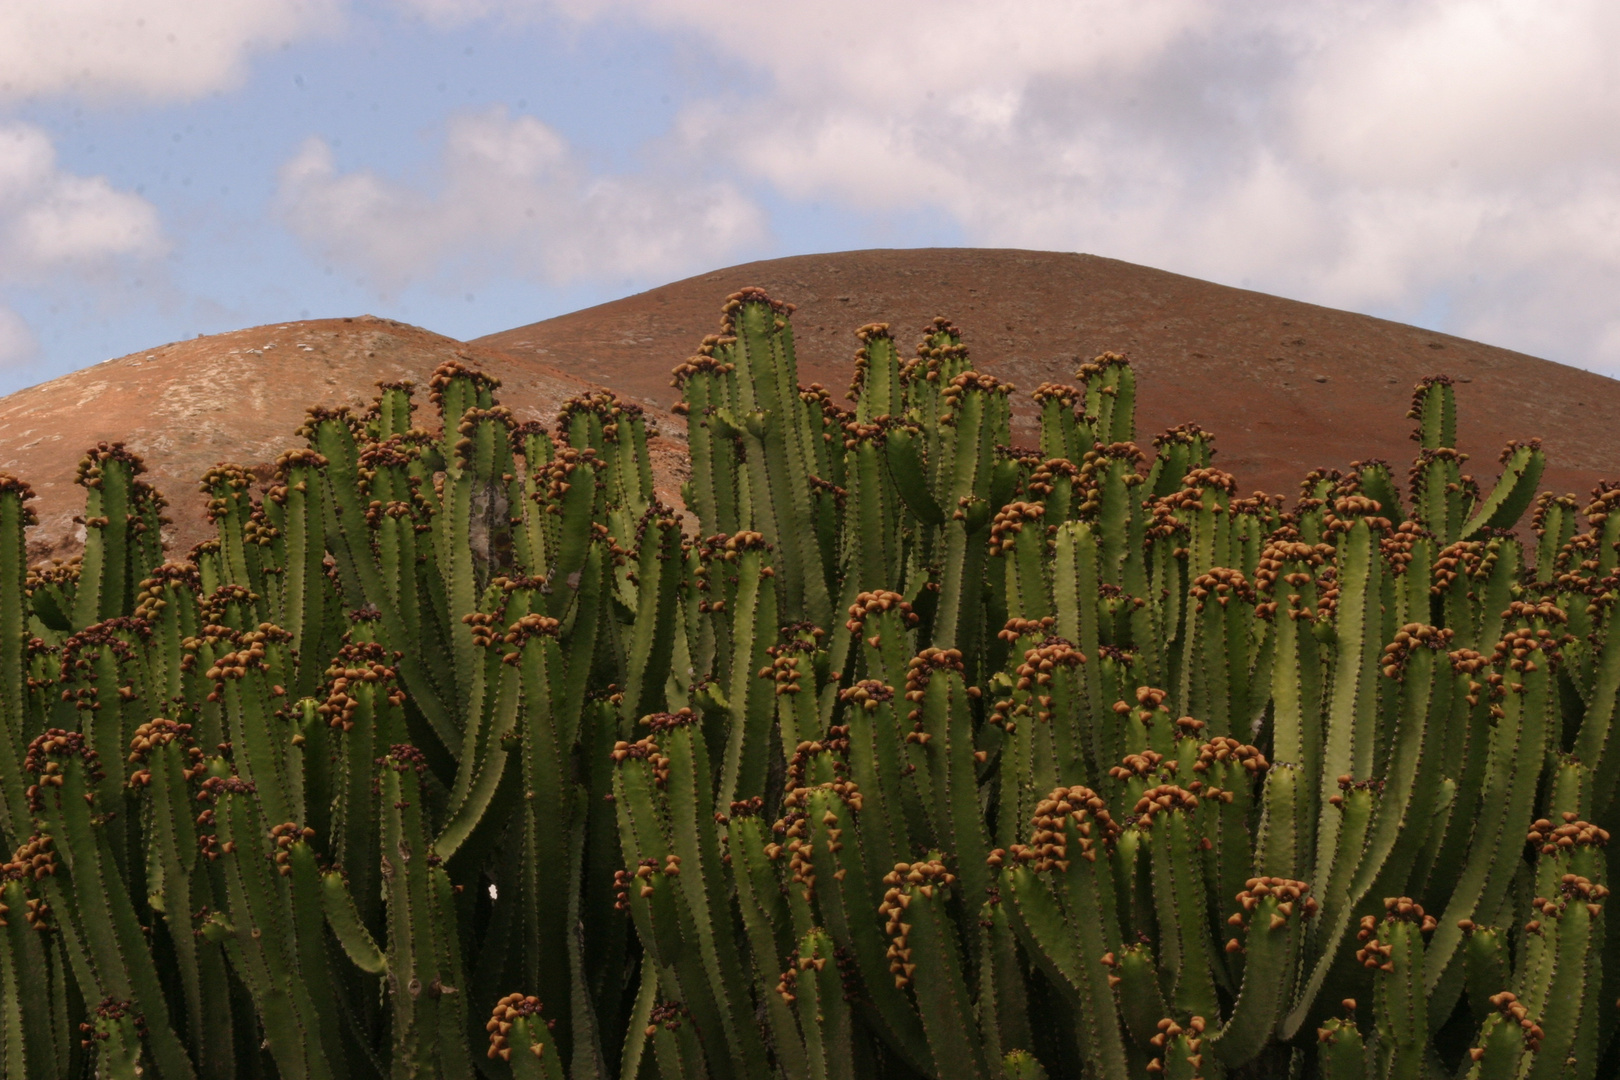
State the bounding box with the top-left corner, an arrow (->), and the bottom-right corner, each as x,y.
4,248 -> 1617,562
481,247 -> 1620,506
0,316 -> 685,561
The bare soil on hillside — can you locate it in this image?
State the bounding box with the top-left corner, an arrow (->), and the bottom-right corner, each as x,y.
0,316 -> 686,562
481,248 -> 1620,511
5,248 -> 1617,564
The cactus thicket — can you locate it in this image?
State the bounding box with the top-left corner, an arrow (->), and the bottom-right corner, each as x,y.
0,290 -> 1617,1079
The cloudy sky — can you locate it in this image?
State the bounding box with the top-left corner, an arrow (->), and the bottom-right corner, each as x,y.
2,1 -> 1618,395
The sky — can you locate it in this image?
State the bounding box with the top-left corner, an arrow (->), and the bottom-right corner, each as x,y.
2,1 -> 1619,397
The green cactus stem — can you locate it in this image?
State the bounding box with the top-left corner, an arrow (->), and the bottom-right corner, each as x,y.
0,295 -> 1616,1078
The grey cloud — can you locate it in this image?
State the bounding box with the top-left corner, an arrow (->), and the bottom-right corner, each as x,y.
275,109 -> 767,297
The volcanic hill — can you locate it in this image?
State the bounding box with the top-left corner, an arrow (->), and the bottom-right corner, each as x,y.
0,315 -> 686,561
481,248 -> 1620,510
4,248 -> 1619,562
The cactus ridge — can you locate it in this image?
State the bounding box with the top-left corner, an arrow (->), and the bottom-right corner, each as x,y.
0,294 -> 1616,1078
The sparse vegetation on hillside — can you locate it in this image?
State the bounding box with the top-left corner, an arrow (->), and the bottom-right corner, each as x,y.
1,291 -> 1616,1078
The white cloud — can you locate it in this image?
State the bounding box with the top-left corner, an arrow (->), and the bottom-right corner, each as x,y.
1295,3 -> 1620,184
0,123 -> 167,282
0,305 -> 37,369
0,0 -> 341,103
422,0 -> 1620,372
275,107 -> 766,294
393,0 -> 507,24
0,123 -> 168,370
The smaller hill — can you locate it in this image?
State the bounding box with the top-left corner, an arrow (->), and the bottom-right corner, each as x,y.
0,316 -> 686,562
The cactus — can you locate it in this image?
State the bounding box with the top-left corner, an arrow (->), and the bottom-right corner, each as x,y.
0,292 -> 1617,1079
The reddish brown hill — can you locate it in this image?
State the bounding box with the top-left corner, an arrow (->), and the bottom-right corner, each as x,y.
481,248 -> 1620,508
6,249 -> 1619,564
0,316 -> 686,562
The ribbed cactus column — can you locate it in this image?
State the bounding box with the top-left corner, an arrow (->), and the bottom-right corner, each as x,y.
2,292 -> 1619,1078
0,476 -> 36,842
